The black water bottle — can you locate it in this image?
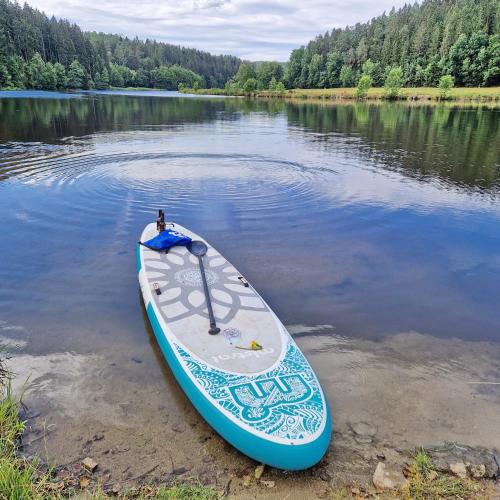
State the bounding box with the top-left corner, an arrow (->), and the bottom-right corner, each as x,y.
157,209 -> 166,232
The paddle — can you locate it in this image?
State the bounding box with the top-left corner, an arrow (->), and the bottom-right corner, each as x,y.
187,240 -> 220,335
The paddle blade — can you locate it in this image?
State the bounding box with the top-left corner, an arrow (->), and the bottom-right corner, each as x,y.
188,240 -> 208,256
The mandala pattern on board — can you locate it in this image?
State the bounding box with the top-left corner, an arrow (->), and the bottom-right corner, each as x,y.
175,339 -> 325,440
143,245 -> 268,324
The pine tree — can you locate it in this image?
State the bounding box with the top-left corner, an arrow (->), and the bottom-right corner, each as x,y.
66,59 -> 86,88
384,66 -> 404,98
0,63 -> 11,88
54,62 -> 66,88
6,56 -> 24,88
41,61 -> 57,89
27,52 -> 46,89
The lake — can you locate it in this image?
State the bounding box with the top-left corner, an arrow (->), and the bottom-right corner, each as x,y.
1,90 -> 500,481
1,90 -> 499,343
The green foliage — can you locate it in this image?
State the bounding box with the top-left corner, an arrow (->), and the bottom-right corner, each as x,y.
308,54 -> 324,87
0,63 -> 11,88
384,66 -> 404,98
275,81 -> 286,94
267,77 -> 286,94
268,77 -> 278,91
448,32 -> 490,86
109,63 -> 138,87
27,53 -> 45,89
234,62 -> 256,84
362,59 -> 383,86
285,0 -> 500,89
423,56 -> 444,86
109,64 -> 124,87
6,56 -> 24,88
94,68 -> 109,89
403,449 -> 484,499
234,61 -> 284,91
224,80 -> 241,94
154,482 -> 217,499
356,74 -> 372,98
339,65 -> 355,87
256,61 -> 283,88
0,0 -> 240,90
438,75 -> 454,99
67,59 -> 86,89
285,48 -> 304,87
243,78 -> 257,93
53,63 -> 66,88
151,64 -> 202,90
41,62 -> 57,90
0,376 -> 50,500
326,51 -> 342,87
482,34 -> 500,86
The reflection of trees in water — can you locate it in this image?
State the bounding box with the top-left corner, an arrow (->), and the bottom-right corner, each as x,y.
0,96 -> 237,143
0,95 -> 498,191
283,102 -> 500,191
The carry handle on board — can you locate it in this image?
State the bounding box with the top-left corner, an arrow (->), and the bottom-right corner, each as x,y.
187,240 -> 220,335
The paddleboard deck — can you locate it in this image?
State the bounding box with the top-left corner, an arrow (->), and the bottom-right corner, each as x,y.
137,221 -> 331,470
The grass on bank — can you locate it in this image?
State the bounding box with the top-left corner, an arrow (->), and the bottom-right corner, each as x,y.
400,449 -> 486,499
0,379 -> 51,499
107,87 -> 165,92
181,86 -> 500,101
0,357 -> 216,500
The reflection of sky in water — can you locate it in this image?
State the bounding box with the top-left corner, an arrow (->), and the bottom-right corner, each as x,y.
0,93 -> 499,348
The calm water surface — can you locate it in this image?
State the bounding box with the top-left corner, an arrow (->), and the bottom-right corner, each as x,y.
1,90 -> 499,356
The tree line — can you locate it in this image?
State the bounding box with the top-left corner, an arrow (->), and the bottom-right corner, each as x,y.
223,61 -> 286,93
284,0 -> 499,89
0,0 -> 240,90
1,0 -> 499,92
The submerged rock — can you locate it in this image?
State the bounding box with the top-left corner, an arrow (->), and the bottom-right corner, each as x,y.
372,462 -> 407,490
468,463 -> 486,479
261,480 -> 275,488
254,464 -> 265,479
349,421 -> 377,444
81,457 -> 98,473
449,462 -> 467,479
427,443 -> 499,479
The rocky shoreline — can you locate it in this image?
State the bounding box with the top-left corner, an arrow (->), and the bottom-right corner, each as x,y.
6,325 -> 500,498
18,437 -> 500,498
18,402 -> 500,498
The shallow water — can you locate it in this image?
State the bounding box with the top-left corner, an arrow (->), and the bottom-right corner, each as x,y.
2,91 -> 500,483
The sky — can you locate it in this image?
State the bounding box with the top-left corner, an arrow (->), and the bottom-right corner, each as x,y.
27,0 -> 409,61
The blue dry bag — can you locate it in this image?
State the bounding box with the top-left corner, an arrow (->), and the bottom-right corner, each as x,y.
141,229 -> 191,252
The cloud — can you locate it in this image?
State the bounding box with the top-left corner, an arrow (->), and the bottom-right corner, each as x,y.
27,0 -> 408,60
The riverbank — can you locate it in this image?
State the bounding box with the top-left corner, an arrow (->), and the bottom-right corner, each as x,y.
4,329 -> 500,498
3,86 -> 498,103
0,86 -> 171,93
180,86 -> 500,102
2,375 -> 497,499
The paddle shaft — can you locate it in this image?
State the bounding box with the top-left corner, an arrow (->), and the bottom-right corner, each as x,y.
196,254 -> 220,335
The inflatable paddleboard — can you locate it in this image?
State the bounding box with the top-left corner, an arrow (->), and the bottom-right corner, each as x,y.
137,218 -> 331,470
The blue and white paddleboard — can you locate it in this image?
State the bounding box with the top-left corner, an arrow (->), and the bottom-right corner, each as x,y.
137,221 -> 331,470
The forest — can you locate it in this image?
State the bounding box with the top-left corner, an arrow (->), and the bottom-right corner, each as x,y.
284,0 -> 500,89
0,0 -> 240,90
0,0 -> 499,92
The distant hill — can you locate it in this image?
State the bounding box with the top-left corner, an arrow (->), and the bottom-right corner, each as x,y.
0,0 -> 241,89
285,0 -> 500,88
